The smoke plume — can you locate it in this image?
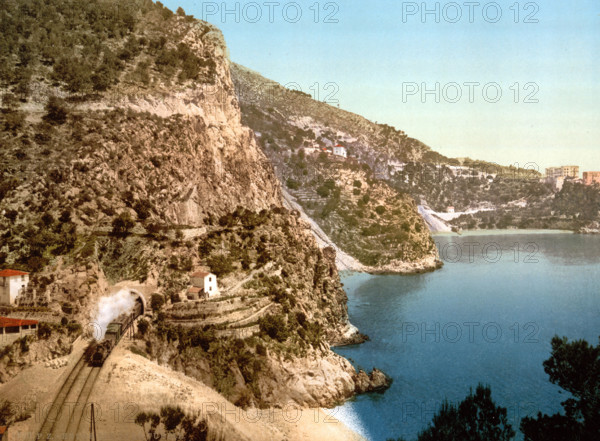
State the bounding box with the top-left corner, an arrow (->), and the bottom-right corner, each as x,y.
94,289 -> 136,340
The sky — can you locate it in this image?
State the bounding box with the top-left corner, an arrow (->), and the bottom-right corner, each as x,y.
162,0 -> 600,172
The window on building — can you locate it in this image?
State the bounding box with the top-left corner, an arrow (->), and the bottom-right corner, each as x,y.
21,275 -> 26,281
22,325 -> 29,330
5,326 -> 19,334
31,324 -> 36,329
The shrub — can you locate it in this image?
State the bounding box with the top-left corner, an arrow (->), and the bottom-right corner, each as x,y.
111,212 -> 135,237
206,254 -> 234,278
137,318 -> 149,336
37,322 -> 52,339
259,314 -> 288,342
151,293 -> 165,311
286,178 -> 300,190
43,96 -> 68,125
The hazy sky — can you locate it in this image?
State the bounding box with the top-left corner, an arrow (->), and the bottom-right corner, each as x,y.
163,0 -> 600,172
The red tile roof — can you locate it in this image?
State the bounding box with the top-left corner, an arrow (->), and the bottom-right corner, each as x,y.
190,271 -> 211,278
0,317 -> 38,328
187,287 -> 203,294
0,426 -> 6,435
0,269 -> 29,277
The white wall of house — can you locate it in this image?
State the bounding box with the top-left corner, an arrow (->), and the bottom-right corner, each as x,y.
190,273 -> 219,298
333,147 -> 347,158
203,274 -> 219,298
0,275 -> 29,305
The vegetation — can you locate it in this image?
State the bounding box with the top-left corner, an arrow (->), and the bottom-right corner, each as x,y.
0,0 -> 217,95
520,336 -> 600,441
138,207 -> 347,407
0,399 -> 31,426
135,406 -> 208,441
387,335 -> 600,441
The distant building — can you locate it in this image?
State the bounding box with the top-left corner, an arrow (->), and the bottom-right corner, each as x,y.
583,171 -> 600,186
447,206 -> 455,213
562,165 -> 580,179
546,165 -> 580,179
0,269 -> 29,305
545,175 -> 565,191
302,146 -> 320,156
333,145 -> 347,158
187,271 -> 219,300
0,316 -> 38,347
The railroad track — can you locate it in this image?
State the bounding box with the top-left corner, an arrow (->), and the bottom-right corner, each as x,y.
33,351 -> 102,441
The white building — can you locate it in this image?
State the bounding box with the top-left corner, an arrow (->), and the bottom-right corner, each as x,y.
0,269 -> 29,305
187,271 -> 219,300
333,145 -> 347,158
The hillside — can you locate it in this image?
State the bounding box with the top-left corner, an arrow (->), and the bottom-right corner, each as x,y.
232,64 -> 441,272
231,64 -> 600,233
0,1 -> 389,438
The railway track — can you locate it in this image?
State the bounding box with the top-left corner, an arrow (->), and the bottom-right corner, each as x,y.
33,350 -> 102,441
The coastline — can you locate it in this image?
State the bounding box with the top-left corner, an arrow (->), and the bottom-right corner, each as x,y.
432,228 -> 575,237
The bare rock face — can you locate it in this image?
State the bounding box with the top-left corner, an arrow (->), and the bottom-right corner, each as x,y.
258,350 -> 357,408
353,368 -> 392,394
94,21 -> 282,227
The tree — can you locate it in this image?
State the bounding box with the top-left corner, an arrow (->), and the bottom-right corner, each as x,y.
520,336 -> 600,441
160,406 -> 185,440
135,412 -> 150,441
181,416 -> 208,441
415,384 -> 514,441
111,212 -> 135,237
151,293 -> 165,311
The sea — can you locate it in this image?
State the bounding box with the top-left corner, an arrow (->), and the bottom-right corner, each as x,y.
333,231 -> 600,441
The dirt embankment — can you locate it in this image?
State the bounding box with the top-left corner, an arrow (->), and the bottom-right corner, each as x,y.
4,340 -> 366,441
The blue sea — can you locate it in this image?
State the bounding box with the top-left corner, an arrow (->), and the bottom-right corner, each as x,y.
333,231 -> 600,441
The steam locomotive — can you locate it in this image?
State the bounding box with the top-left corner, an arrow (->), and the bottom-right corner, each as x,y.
88,298 -> 144,366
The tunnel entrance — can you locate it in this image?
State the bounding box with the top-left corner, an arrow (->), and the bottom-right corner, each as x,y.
129,289 -> 146,315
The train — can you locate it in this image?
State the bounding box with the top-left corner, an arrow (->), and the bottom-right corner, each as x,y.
87,297 -> 144,366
